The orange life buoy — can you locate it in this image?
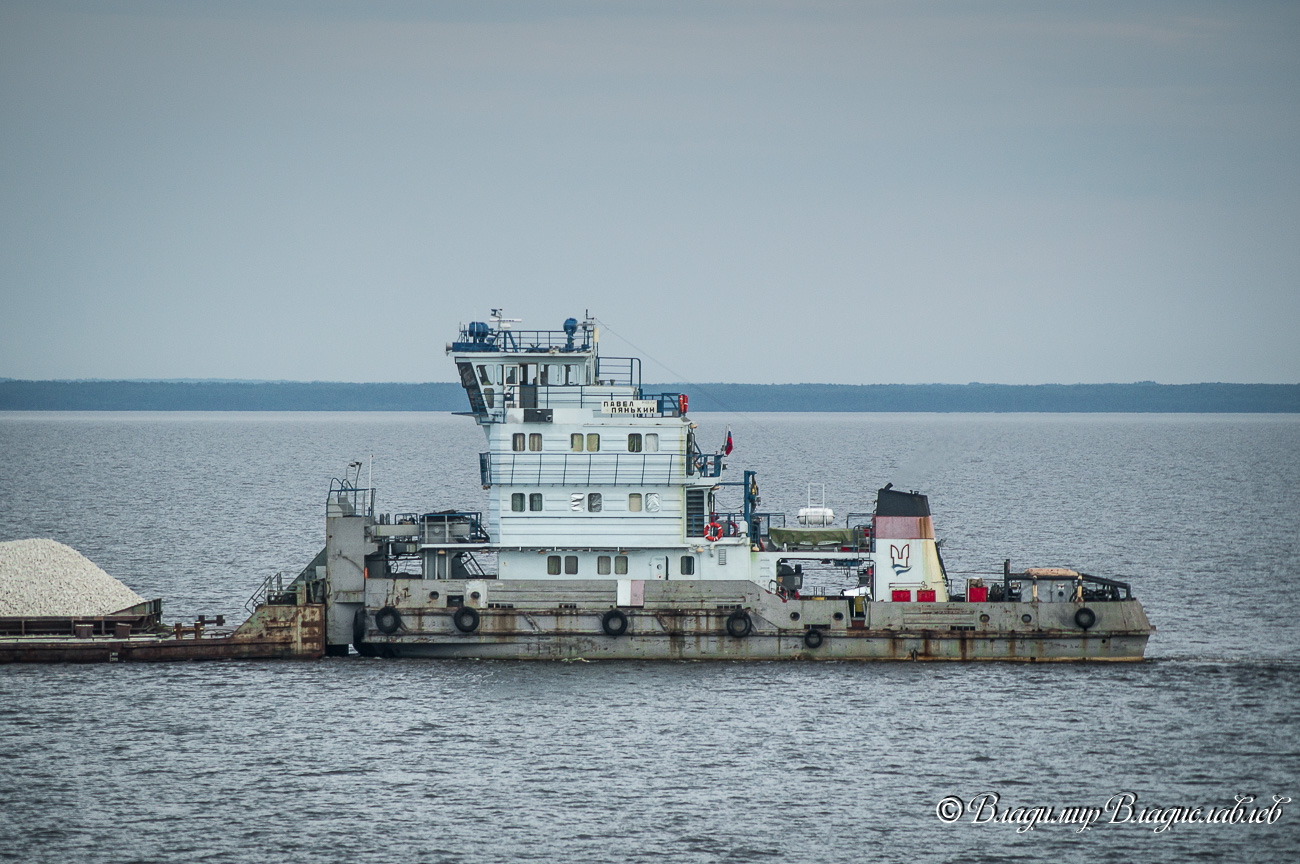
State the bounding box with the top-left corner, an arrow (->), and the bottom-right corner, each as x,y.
705,521 -> 722,542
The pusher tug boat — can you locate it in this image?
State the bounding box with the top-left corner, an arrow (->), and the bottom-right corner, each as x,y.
314,311 -> 1153,661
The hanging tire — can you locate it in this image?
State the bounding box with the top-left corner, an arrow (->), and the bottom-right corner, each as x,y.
602,609 -> 629,637
1074,607 -> 1097,630
454,605 -> 480,633
375,606 -> 402,635
726,610 -> 752,638
803,628 -> 823,649
353,607 -> 369,646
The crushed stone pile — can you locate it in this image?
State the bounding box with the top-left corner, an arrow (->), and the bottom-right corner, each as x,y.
0,539 -> 146,617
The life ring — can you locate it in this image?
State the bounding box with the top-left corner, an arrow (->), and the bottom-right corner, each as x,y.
705,521 -> 723,542
1074,607 -> 1097,630
602,609 -> 629,637
803,628 -> 824,649
726,609 -> 752,638
453,605 -> 480,633
726,520 -> 739,537
375,606 -> 402,635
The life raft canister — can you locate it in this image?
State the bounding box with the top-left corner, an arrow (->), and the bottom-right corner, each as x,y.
705,521 -> 723,542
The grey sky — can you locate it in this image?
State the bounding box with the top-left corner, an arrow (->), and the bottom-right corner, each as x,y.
1,1 -> 1297,385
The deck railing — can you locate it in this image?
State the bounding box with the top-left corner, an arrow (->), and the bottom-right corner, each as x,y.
480,452 -> 686,486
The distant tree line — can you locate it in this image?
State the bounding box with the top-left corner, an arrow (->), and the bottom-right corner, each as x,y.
0,379 -> 1297,412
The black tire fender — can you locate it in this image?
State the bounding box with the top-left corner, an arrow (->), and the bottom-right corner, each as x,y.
1074,607 -> 1097,630
453,605 -> 480,633
803,628 -> 824,649
375,606 -> 402,635
602,609 -> 629,637
726,609 -> 752,638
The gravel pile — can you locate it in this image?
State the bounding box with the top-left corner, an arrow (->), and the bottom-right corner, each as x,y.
0,539 -> 145,617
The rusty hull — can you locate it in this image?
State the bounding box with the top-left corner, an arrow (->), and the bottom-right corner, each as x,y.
0,602 -> 325,664
352,578 -> 1153,661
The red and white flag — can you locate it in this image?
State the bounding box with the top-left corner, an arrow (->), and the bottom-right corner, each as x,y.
723,426 -> 733,456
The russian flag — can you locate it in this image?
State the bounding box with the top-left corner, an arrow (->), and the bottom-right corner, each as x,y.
723,426 -> 733,455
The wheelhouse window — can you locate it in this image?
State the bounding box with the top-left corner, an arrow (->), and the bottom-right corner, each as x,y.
587,493 -> 602,512
512,433 -> 525,451
614,555 -> 628,575
529,493 -> 543,511
645,433 -> 659,452
547,555 -> 561,575
511,493 -> 525,512
628,433 -> 642,452
529,433 -> 542,451
570,433 -> 584,452
680,556 -> 695,576
586,433 -> 600,452
629,493 -> 642,512
597,555 -> 611,575
564,555 -> 578,575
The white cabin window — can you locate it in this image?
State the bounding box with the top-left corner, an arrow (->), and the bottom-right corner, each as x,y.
512,433 -> 525,451
680,556 -> 695,576
564,555 -> 578,575
483,388 -> 494,408
615,555 -> 628,575
529,493 -> 543,511
511,493 -> 524,512
505,366 -> 518,385
529,433 -> 542,451
539,366 -> 549,385
570,433 -> 583,452
645,433 -> 658,452
547,555 -> 561,575
588,493 -> 602,512
645,493 -> 661,512
566,364 -> 582,385
628,433 -> 642,452
597,555 -> 611,575
476,365 -> 491,384
628,493 -> 642,512
586,433 -> 600,452
570,493 -> 584,511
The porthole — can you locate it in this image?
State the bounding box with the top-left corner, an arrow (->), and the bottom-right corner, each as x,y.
979,613 -> 991,623
472,591 -> 481,600
832,612 -> 844,621
790,612 -> 801,621
429,591 -> 439,600
1021,614 -> 1032,624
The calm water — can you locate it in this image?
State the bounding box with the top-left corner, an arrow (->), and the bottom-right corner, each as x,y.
1,412 -> 1297,862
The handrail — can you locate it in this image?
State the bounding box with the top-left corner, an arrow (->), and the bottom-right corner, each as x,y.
481,452 -> 686,486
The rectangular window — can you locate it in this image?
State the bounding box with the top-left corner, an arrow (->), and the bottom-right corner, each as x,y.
529,433 -> 542,451
645,433 -> 659,452
645,492 -> 660,512
597,555 -> 611,575
615,555 -> 628,575
512,433 -> 525,451
511,493 -> 524,512
628,433 -> 642,452
628,493 -> 642,512
588,493 -> 602,512
564,555 -> 578,575
586,433 -> 600,452
476,365 -> 491,384
566,364 -> 581,385
680,556 -> 695,576
547,555 -> 561,575
530,493 -> 543,511
570,433 -> 584,452
539,366 -> 549,385
571,493 -> 584,511
505,366 -> 518,385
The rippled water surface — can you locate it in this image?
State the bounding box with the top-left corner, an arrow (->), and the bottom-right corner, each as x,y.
2,412 -> 1297,862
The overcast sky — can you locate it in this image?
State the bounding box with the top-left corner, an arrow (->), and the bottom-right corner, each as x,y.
1,1 -> 1297,384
